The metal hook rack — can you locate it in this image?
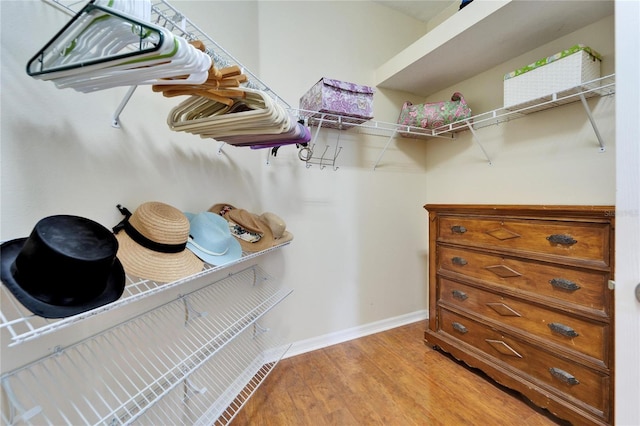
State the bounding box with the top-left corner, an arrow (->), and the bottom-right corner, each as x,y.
298,114 -> 343,171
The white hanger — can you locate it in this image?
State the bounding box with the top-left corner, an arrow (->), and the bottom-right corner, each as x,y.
27,0 -> 209,92
30,3 -> 164,77
168,88 -> 293,139
54,36 -> 210,91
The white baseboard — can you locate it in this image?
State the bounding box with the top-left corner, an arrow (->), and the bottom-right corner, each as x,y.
284,309 -> 428,359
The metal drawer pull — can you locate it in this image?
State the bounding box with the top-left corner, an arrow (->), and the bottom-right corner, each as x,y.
548,322 -> 579,338
546,234 -> 577,246
452,322 -> 468,334
452,290 -> 468,301
549,278 -> 581,291
451,225 -> 467,234
452,257 -> 468,266
549,367 -> 580,386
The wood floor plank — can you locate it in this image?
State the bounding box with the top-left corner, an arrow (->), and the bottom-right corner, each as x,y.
326,341 -> 416,424
231,321 -> 565,426
347,337 -> 443,424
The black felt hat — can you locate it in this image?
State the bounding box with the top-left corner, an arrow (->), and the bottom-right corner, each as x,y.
1,215 -> 125,318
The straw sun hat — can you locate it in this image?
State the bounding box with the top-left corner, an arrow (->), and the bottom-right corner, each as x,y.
113,202 -> 203,283
208,203 -> 236,217
224,208 -> 275,252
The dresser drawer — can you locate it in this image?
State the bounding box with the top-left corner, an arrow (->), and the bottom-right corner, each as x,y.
439,309 -> 609,417
437,245 -> 611,315
439,278 -> 609,364
437,216 -> 611,265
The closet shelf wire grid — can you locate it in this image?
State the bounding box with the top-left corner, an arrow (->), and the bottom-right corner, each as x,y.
1,266 -> 292,426
0,242 -> 290,346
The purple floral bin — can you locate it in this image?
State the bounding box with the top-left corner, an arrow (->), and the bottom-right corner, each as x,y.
299,78 -> 375,129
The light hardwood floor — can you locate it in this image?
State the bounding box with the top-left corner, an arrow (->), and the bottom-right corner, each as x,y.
232,321 -> 567,425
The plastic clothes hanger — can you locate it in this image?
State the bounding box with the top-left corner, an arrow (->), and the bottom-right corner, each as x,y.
33,23 -> 172,81
151,58 -> 250,108
27,1 -> 165,78
169,97 -> 238,128
170,89 -> 292,138
151,64 -> 247,97
167,96 -> 230,126
78,38 -> 210,89
27,0 -> 210,93
51,34 -> 211,92
244,122 -> 311,149
160,89 -> 239,106
49,1 -> 155,68
47,32 -> 181,87
165,87 -> 305,148
168,90 -> 272,131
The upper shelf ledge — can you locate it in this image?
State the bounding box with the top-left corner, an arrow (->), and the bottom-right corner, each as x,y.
375,0 -> 614,97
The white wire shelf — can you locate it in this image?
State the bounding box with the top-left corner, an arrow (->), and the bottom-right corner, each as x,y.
295,74 -> 615,138
293,108 -> 453,140
0,242 -> 290,347
440,74 -> 616,134
289,74 -> 615,169
1,265 -> 291,426
41,0 -> 290,127
40,1 -> 615,152
135,332 -> 289,426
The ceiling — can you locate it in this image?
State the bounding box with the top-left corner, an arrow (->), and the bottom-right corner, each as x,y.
373,0 -> 456,23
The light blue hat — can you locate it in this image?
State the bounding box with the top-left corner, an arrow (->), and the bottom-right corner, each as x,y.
184,211 -> 242,266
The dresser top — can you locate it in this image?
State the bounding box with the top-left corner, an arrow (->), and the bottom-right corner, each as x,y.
424,204 -> 615,219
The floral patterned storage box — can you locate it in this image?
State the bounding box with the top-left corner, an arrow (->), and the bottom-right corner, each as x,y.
299,78 -> 374,129
503,44 -> 602,110
396,92 -> 472,136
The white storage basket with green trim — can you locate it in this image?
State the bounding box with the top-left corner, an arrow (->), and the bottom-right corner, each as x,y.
503,44 -> 602,110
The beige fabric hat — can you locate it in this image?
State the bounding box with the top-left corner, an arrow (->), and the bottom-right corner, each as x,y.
259,212 -> 294,245
224,208 -> 274,252
113,202 -> 203,283
208,203 -> 237,217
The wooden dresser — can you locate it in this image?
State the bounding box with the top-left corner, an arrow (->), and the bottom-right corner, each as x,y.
424,204 -> 615,426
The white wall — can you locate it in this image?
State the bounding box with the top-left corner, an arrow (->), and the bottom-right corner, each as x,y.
0,0 -> 430,374
423,15 -> 615,205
